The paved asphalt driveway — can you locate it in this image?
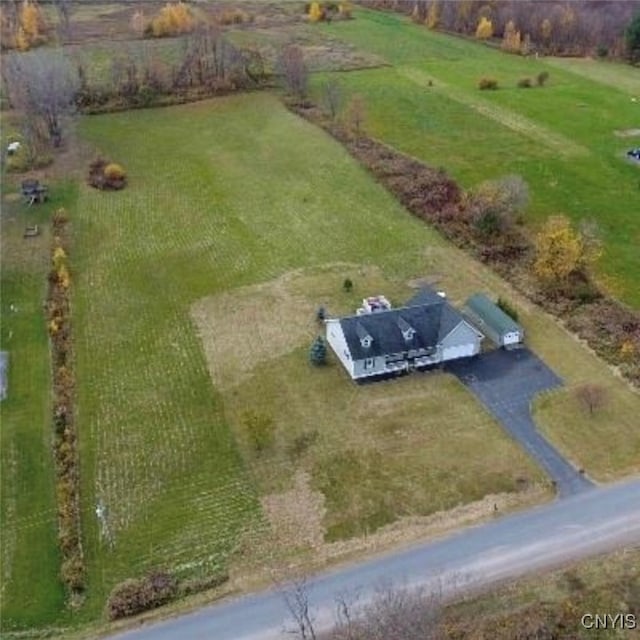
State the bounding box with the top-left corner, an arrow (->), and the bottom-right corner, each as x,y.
446,348 -> 594,497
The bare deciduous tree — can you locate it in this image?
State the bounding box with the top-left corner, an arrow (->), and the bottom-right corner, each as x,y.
4,49 -> 78,148
346,94 -> 366,139
278,44 -> 308,103
331,581 -> 442,640
281,576 -> 317,640
52,0 -> 73,42
322,80 -> 343,121
574,383 -> 608,416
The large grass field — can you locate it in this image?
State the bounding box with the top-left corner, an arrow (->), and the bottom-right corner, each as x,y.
2,11 -> 640,633
309,9 -> 640,307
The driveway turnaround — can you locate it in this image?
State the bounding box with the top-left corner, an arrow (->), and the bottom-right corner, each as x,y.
447,348 -> 594,497
109,478 -> 640,640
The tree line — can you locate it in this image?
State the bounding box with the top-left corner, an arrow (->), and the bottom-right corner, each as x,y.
361,0 -> 640,60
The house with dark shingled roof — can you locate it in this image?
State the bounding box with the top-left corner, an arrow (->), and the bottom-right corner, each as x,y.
325,288 -> 484,381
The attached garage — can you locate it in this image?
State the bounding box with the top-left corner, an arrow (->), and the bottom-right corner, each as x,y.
463,294 -> 524,348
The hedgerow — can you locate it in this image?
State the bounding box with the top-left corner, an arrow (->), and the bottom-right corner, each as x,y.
47,208 -> 86,600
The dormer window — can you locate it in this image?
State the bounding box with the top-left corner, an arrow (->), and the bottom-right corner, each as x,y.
355,322 -> 373,349
397,316 -> 415,342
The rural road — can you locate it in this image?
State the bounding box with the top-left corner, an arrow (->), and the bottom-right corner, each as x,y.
111,478 -> 640,640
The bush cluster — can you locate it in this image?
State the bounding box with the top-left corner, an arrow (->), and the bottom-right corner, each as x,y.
517,77 -> 533,88
88,157 -> 127,190
106,571 -> 178,620
478,77 -> 499,90
47,208 -> 86,596
147,2 -> 195,38
106,570 -> 229,620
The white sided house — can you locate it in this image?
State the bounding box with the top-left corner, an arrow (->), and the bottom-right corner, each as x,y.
326,289 -> 484,381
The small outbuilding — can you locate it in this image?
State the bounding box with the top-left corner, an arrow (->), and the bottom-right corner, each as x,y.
464,293 -> 523,348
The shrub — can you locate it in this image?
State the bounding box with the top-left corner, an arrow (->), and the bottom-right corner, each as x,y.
497,297 -> 519,322
517,77 -> 533,88
536,71 -> 550,86
104,163 -> 126,181
60,554 -> 85,592
478,77 -> 498,90
88,157 -> 127,190
343,277 -> 353,292
596,45 -> 609,58
106,571 -> 178,620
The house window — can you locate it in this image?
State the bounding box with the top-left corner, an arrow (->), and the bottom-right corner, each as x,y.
364,358 -> 374,369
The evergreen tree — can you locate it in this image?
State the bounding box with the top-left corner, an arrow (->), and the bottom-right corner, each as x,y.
309,336 -> 327,366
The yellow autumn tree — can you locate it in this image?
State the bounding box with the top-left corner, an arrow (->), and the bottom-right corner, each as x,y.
308,2 -> 323,23
426,0 -> 440,29
338,2 -> 353,19
19,0 -> 47,48
16,25 -> 30,50
501,19 -> 521,52
475,16 -> 493,40
619,340 -> 636,362
151,2 -> 194,37
533,215 -> 584,285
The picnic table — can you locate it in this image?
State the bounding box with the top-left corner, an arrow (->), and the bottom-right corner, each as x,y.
21,179 -> 49,206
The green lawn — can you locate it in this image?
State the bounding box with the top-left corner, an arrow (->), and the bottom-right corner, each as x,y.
193,265 -> 546,545
0,187 -> 74,631
309,8 -> 640,307
70,93 -> 456,619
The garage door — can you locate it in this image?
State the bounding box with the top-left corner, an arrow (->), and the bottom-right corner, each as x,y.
443,343 -> 476,361
503,332 -> 521,345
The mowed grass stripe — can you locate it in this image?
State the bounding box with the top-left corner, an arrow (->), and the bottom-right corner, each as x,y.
398,67 -> 589,157
542,57 -> 640,96
1,201 -> 67,629
74,93 -> 437,615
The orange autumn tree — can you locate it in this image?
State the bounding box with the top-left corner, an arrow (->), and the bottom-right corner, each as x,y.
16,0 -> 48,50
